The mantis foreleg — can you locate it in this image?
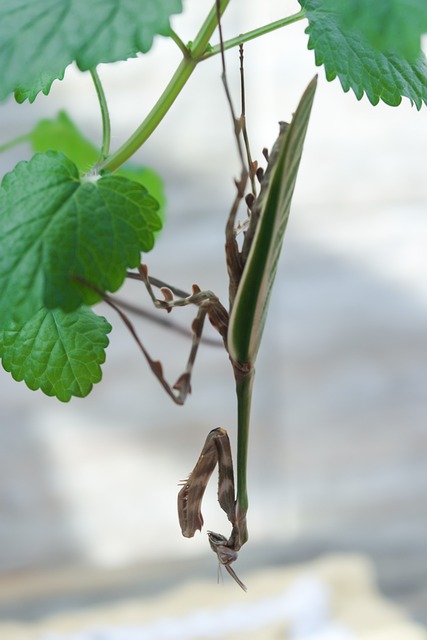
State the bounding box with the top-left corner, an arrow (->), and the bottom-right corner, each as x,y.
177,427 -> 247,590
101,264 -> 230,405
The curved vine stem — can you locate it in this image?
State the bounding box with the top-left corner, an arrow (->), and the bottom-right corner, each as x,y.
99,58 -> 195,173
168,28 -> 190,57
90,68 -> 111,162
100,0 -> 231,173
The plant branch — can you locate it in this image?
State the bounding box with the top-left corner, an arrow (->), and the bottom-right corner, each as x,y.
99,58 -> 194,172
168,28 -> 191,57
90,68 -> 111,162
100,0 -> 231,173
202,10 -> 306,60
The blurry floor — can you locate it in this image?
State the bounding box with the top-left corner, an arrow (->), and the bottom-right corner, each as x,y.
0,554 -> 426,639
0,540 -> 427,625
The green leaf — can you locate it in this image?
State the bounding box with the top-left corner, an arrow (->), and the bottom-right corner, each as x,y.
118,164 -> 166,227
0,150 -> 162,325
15,69 -> 66,105
335,0 -> 427,61
299,0 -> 427,108
27,111 -> 166,220
29,111 -> 100,171
0,306 -> 112,401
228,77 -> 317,365
0,0 -> 183,102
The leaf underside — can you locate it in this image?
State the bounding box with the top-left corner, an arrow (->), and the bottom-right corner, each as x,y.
0,0 -> 183,102
0,306 -> 112,401
0,150 -> 162,326
299,0 -> 427,109
228,76 -> 317,365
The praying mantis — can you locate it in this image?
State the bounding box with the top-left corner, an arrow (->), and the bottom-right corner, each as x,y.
176,75 -> 317,590
103,29 -> 317,589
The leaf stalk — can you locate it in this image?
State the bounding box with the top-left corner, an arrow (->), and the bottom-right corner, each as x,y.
90,68 -> 111,162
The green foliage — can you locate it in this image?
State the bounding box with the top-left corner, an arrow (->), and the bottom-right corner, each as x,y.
335,0 -> 427,61
0,151 -> 161,325
0,307 -> 111,401
299,0 -> 427,108
1,0 -> 183,102
119,165 -> 166,225
28,111 -> 166,221
0,0 -> 426,400
29,111 -> 100,171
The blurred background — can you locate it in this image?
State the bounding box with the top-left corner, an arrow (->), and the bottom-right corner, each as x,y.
0,0 -> 427,637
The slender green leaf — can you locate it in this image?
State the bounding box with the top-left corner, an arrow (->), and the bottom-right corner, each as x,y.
0,0 -> 183,102
228,76 -> 317,365
0,306 -> 112,401
299,0 -> 427,108
0,151 -> 161,325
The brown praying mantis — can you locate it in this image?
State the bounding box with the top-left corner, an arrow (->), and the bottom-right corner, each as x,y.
177,70 -> 316,590
101,17 -> 317,589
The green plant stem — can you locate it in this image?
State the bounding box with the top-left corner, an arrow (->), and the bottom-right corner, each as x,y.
100,59 -> 194,172
90,68 -> 111,161
235,365 -> 254,544
100,0 -> 231,173
168,28 -> 190,57
203,10 -> 306,59
0,132 -> 30,153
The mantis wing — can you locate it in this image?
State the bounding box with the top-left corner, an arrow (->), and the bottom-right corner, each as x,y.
228,76 -> 317,365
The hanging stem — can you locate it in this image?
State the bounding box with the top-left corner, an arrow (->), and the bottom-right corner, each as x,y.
90,68 -> 111,162
234,365 -> 255,547
99,58 -> 194,172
